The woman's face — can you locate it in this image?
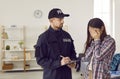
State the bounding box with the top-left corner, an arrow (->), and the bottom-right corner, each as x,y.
89,26 -> 103,39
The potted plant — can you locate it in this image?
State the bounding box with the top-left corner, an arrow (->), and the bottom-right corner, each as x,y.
6,45 -> 10,50
18,41 -> 24,49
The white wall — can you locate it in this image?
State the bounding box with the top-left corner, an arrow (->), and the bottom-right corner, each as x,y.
0,26 -> 3,70
114,0 -> 120,53
0,0 -> 93,53
0,0 -> 93,70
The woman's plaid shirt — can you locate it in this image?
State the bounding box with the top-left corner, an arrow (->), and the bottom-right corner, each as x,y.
83,35 -> 116,79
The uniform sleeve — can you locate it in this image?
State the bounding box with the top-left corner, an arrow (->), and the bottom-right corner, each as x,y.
94,38 -> 116,61
34,36 -> 61,70
70,39 -> 77,60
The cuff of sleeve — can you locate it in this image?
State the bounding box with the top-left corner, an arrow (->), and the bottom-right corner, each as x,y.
54,59 -> 61,68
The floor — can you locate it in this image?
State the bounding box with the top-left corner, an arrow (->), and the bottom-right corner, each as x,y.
0,69 -> 83,79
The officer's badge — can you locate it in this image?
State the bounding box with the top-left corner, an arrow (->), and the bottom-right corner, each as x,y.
63,38 -> 71,42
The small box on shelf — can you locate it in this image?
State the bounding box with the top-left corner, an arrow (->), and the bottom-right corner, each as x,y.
25,64 -> 30,69
2,63 -> 13,70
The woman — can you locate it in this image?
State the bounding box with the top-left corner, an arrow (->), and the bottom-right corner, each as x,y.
82,18 -> 116,79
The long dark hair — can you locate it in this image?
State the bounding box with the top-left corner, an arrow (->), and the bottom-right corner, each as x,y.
84,18 -> 107,54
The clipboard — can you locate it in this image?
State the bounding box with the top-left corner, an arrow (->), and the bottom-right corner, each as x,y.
65,59 -> 80,65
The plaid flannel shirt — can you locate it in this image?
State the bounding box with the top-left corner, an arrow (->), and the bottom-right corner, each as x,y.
83,35 -> 116,79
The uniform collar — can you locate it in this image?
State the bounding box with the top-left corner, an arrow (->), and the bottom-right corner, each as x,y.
49,26 -> 62,33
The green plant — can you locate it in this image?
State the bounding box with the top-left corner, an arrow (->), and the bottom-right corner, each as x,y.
18,41 -> 24,49
18,41 -> 24,45
6,45 -> 10,50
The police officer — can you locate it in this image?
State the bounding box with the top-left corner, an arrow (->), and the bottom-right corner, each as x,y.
34,8 -> 77,79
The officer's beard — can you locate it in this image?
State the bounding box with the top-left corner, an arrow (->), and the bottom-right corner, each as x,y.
51,23 -> 63,30
55,24 -> 63,30
59,23 -> 63,29
58,25 -> 63,29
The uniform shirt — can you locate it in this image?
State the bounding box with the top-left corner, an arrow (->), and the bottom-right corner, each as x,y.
34,26 -> 77,79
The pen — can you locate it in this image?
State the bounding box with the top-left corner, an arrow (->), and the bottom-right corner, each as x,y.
60,55 -> 64,58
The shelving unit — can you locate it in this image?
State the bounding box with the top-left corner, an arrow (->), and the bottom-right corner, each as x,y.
24,48 -> 42,71
1,26 -> 42,71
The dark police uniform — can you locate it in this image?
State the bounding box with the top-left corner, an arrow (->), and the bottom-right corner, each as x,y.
34,26 -> 77,79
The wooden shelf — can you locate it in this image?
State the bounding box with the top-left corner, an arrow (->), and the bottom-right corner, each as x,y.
2,39 -> 24,41
25,67 -> 43,70
2,68 -> 24,71
26,58 -> 36,61
2,58 -> 24,61
2,49 -> 34,52
1,26 -> 42,72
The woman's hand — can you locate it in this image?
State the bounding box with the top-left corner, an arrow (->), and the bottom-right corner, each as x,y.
91,29 -> 101,40
93,29 -> 101,40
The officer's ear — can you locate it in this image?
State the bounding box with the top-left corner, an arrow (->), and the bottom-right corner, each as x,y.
49,18 -> 54,26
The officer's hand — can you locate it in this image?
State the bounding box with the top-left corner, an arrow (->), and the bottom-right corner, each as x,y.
61,56 -> 71,66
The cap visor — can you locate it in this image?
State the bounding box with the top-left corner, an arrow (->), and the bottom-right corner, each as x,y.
64,14 -> 70,17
